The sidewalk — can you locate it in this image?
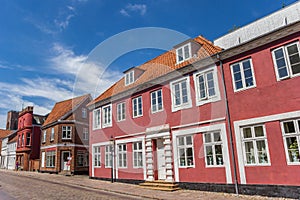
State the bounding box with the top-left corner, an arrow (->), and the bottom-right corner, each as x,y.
1,169 -> 288,200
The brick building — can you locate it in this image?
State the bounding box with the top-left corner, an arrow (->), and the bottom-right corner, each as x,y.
16,106 -> 46,171
40,94 -> 91,175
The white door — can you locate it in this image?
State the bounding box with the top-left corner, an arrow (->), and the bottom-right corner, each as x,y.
61,151 -> 70,171
156,139 -> 166,180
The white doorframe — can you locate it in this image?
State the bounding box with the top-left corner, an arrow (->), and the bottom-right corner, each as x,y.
61,151 -> 70,171
156,138 -> 166,180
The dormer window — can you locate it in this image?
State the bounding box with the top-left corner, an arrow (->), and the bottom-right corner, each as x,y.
176,43 -> 191,64
125,71 -> 134,85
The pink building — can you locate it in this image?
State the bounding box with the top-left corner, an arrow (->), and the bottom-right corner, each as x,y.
88,2 -> 300,198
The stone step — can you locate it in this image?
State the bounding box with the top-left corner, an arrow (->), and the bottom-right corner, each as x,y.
139,181 -> 180,191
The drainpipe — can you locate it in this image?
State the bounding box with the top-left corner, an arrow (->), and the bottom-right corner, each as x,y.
218,54 -> 239,195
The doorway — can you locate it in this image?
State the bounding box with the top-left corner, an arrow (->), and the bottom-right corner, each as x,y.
156,139 -> 166,180
61,151 -> 70,171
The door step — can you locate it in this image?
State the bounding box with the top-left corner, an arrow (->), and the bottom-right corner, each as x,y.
139,180 -> 180,191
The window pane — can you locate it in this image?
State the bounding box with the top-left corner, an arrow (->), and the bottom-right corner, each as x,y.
243,128 -> 252,138
207,72 -> 215,97
278,66 -> 288,78
232,64 -> 240,73
186,147 -> 193,166
254,126 -> 264,137
198,75 -> 206,99
204,133 -> 212,143
291,63 -> 300,75
174,84 -> 181,105
186,136 -> 192,145
213,132 -> 221,142
286,137 -> 299,162
177,48 -> 183,62
181,81 -> 188,103
215,145 -> 223,165
184,45 -> 190,59
178,137 -> 184,146
235,80 -> 243,90
283,121 -> 295,134
256,140 -> 268,164
287,44 -> 298,55
206,146 -> 213,165
179,148 -> 185,166
245,141 -> 255,164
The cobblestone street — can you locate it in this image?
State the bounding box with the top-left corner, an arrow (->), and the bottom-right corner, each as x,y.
0,170 -> 291,200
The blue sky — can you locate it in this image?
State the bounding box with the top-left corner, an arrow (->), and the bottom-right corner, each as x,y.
0,0 -> 297,129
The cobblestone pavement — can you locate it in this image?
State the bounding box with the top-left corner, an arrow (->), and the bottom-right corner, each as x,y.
0,170 -> 291,200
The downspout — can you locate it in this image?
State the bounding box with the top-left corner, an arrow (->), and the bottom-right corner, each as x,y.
218,54 -> 239,195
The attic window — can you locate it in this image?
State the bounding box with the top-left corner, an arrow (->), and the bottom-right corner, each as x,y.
125,70 -> 134,85
176,43 -> 191,64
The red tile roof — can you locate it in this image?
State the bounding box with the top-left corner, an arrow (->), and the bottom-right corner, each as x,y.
0,129 -> 12,139
89,36 -> 221,106
43,94 -> 91,127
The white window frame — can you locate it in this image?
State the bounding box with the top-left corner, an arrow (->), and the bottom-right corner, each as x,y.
82,108 -> 87,118
93,146 -> 101,167
203,132 -> 224,167
102,104 -> 112,128
230,58 -> 256,92
150,89 -> 163,113
133,142 -> 143,168
117,144 -> 127,168
117,102 -> 126,122
50,128 -> 54,141
62,126 -> 72,140
177,135 -> 194,168
176,43 -> 192,64
193,66 -> 220,106
241,125 -> 270,166
170,76 -> 192,112
125,70 -> 134,86
281,119 -> 300,165
46,151 -> 56,168
105,145 -> 112,168
42,131 -> 46,143
132,96 -> 143,118
93,108 -> 101,130
272,41 -> 300,81
83,127 -> 89,140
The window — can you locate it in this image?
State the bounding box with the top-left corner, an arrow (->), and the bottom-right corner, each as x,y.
105,145 -> 112,168
178,135 -> 194,167
132,96 -> 143,118
133,142 -> 143,168
83,128 -> 89,140
125,71 -> 134,85
272,42 -> 300,80
118,144 -> 127,168
170,77 -> 192,112
241,125 -> 270,165
22,134 -> 24,147
77,151 -> 88,167
82,108 -> 87,118
62,126 -> 72,139
204,132 -> 223,166
46,151 -> 56,167
176,43 -> 191,63
43,131 -> 46,143
194,68 -> 220,106
231,58 -> 256,91
94,146 -> 101,167
117,102 -> 126,121
93,108 -> 101,129
26,133 -> 31,146
102,104 -> 112,127
50,128 -> 54,141
151,89 -> 163,113
281,119 -> 300,164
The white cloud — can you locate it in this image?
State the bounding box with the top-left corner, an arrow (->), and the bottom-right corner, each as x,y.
54,14 -> 75,30
120,4 -> 147,17
0,114 -> 7,130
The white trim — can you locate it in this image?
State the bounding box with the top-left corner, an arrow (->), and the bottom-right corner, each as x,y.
132,96 -> 143,118
170,76 -> 192,112
172,117 -> 225,129
125,70 -> 135,86
176,43 -> 192,64
41,144 -> 89,150
102,104 -> 112,128
172,123 -> 232,183
93,108 -> 101,130
230,58 -> 257,92
193,65 -> 221,106
233,110 -> 300,184
150,89 -> 164,114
